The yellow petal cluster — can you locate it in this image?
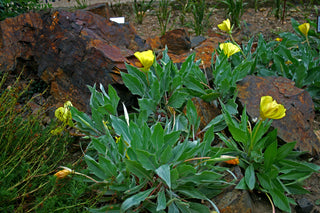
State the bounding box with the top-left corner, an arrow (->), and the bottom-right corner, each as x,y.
218,19 -> 231,33
298,23 -> 310,37
134,50 -> 155,71
219,43 -> 240,58
260,96 -> 286,121
55,101 -> 73,124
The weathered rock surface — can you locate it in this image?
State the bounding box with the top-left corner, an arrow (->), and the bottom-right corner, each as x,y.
237,75 -> 320,156
160,28 -> 191,55
0,9 -> 149,112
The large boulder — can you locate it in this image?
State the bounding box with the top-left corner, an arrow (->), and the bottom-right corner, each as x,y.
237,75 -> 320,156
0,9 -> 149,112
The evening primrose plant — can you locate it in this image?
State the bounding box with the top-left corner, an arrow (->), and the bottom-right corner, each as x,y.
61,48 -> 241,212
218,96 -> 319,212
250,19 -> 320,110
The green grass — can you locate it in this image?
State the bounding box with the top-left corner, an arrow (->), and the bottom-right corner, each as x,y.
0,71 -> 97,212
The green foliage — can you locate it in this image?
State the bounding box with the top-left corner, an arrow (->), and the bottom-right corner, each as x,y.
122,48 -> 219,121
219,103 -> 320,212
220,0 -> 246,29
156,0 -> 172,36
251,18 -> 320,110
70,51 -> 237,212
172,0 -> 192,26
74,0 -> 87,9
188,0 -> 212,36
133,0 -> 154,24
0,0 -> 51,21
0,72 -> 94,211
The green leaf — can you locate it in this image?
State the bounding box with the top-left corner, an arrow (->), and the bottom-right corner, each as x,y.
245,164 -> 256,190
121,187 -> 155,212
269,188 -> 291,212
99,156 -> 118,178
159,145 -> 173,164
181,171 -> 223,184
167,90 -> 189,108
135,149 -> 159,171
107,84 -> 120,115
186,99 -> 199,127
84,155 -> 107,180
150,79 -> 161,103
125,159 -> 152,181
138,98 -> 157,114
264,141 -> 278,171
201,125 -> 215,156
176,164 -> 196,177
89,204 -> 121,213
177,187 -> 207,200
156,164 -> 171,188
189,202 -> 210,213
110,115 -> 131,144
276,142 -> 296,160
121,72 -> 146,97
91,137 -> 107,154
71,107 -> 100,136
156,189 -> 167,211
152,123 -> 164,152
235,178 -> 250,190
168,202 -> 179,213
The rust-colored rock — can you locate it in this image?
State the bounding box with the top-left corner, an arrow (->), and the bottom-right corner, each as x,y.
0,10 -> 149,112
160,29 -> 191,55
82,3 -> 111,19
190,97 -> 221,130
237,75 -> 320,155
168,37 -> 225,70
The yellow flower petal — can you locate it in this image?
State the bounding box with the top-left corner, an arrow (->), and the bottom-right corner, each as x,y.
134,50 -> 155,71
54,169 -> 72,179
218,19 -> 231,33
219,43 -> 240,58
298,23 -> 310,37
260,96 -> 286,120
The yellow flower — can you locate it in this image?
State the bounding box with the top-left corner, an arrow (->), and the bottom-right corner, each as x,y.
219,43 -> 240,58
54,168 -> 73,179
260,96 -> 286,121
275,37 -> 283,42
134,50 -> 155,71
298,23 -> 310,37
218,19 -> 231,33
55,101 -> 73,124
220,155 -> 239,165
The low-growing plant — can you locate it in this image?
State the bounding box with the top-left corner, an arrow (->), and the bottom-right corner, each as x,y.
55,49 -> 245,212
220,0 -> 246,29
156,0 -> 172,36
251,19 -> 320,110
173,0 -> 192,27
0,0 -> 51,21
0,71 -> 94,212
188,0 -> 212,36
133,0 -> 154,24
74,0 -> 88,9
218,96 -> 320,212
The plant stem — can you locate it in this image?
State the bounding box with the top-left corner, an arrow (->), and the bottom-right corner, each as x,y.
265,192 -> 276,213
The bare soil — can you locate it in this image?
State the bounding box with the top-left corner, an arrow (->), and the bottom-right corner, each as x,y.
116,2 -> 320,44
